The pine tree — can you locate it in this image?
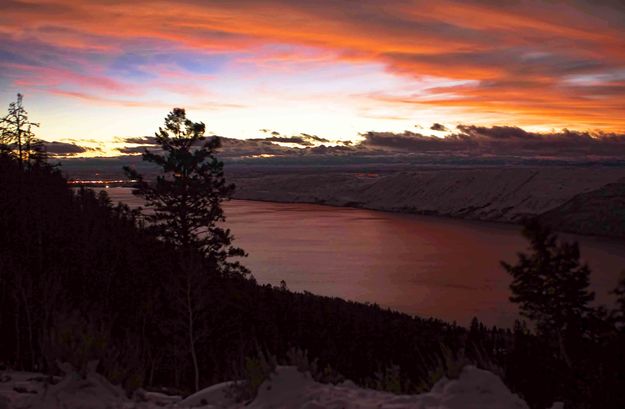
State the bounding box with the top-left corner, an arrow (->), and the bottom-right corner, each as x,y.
501,220 -> 594,367
0,93 -> 42,167
124,107 -> 247,275
124,107 -> 248,391
502,220 -> 594,334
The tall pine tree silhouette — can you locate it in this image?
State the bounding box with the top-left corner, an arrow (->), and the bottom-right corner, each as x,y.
125,108 -> 248,391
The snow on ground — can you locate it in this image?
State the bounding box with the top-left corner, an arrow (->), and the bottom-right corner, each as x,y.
0,364 -> 545,409
247,366 -> 529,409
233,167 -> 625,224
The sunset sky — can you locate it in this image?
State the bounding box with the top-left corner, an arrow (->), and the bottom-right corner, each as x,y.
1,0 -> 625,157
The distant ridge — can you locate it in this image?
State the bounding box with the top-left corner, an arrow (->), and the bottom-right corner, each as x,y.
231,167 -> 625,238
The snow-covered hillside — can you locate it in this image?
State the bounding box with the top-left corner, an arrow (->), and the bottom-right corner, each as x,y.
1,365 -> 556,409
232,167 -> 625,227
539,180 -> 625,237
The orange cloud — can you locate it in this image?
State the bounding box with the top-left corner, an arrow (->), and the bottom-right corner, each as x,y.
1,0 -> 625,132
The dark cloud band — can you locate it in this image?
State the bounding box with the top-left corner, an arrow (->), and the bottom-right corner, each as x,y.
114,125 -> 625,162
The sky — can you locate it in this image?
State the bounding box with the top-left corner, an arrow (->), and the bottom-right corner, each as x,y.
1,0 -> 625,158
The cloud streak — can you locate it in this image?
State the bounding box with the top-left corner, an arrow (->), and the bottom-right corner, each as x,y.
44,141 -> 100,156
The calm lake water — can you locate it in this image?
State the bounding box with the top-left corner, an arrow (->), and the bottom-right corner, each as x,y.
104,187 -> 625,327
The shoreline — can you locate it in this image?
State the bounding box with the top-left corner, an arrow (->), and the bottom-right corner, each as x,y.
232,194 -> 625,243
98,186 -> 625,327
96,185 -> 625,242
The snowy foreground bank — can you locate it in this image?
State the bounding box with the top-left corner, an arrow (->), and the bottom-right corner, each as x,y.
0,365 -> 561,409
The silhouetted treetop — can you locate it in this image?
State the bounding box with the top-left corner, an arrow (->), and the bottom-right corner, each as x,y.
0,93 -> 45,167
502,220 -> 595,336
124,107 -> 247,277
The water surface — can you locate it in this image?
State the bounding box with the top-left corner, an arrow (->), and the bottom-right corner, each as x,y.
105,187 -> 625,327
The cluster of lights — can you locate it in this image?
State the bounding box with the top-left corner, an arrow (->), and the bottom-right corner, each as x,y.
68,179 -> 138,188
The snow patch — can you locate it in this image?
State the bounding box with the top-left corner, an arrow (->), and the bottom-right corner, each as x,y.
177,380 -> 235,408
246,365 -> 529,409
1,365 -> 545,409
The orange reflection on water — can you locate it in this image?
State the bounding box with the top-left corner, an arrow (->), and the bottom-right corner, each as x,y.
106,188 -> 625,327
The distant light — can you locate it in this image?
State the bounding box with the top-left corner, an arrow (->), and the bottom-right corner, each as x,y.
68,179 -> 129,185
105,185 -> 110,189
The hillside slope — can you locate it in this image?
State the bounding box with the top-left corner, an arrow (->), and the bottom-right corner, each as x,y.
539,181 -> 625,238
232,167 -> 625,229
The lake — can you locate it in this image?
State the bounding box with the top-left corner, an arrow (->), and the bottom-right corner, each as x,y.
103,187 -> 625,327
